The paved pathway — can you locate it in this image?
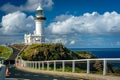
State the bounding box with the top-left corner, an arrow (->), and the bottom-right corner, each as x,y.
6,67 -> 81,80
8,46 -> 20,60
5,46 -> 20,65
6,45 -> 27,65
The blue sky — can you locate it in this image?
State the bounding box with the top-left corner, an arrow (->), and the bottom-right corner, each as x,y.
0,0 -> 120,48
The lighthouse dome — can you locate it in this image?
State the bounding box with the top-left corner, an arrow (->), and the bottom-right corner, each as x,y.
36,5 -> 43,10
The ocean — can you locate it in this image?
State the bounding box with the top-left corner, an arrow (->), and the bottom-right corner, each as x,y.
70,48 -> 120,58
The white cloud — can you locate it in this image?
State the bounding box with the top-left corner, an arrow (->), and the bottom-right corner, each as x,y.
1,0 -> 54,13
46,11 -> 120,47
48,11 -> 120,35
1,3 -> 20,13
52,38 -> 67,44
0,11 -> 34,34
54,14 -> 73,22
70,40 -> 75,45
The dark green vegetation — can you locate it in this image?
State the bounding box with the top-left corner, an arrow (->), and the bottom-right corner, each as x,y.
21,44 -> 96,61
75,51 -> 96,59
0,46 -> 12,59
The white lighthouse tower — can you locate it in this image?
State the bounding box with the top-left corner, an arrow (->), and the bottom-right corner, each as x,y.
24,5 -> 46,45
34,5 -> 46,42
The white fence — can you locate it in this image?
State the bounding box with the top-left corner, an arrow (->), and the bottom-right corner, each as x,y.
0,64 -> 6,80
16,58 -> 120,76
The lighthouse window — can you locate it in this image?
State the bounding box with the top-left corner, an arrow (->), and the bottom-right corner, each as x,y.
37,10 -> 43,15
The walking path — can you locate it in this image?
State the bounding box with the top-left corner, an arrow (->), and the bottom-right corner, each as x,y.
16,66 -> 120,80
6,67 -> 79,80
7,46 -> 20,60
6,45 -> 28,64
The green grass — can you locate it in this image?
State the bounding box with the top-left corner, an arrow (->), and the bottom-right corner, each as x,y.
0,46 -> 12,59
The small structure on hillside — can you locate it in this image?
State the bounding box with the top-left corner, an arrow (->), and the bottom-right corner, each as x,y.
24,5 -> 46,45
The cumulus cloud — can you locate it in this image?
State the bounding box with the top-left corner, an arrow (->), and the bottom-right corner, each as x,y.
0,11 -> 34,34
54,14 -> 73,22
46,11 -> 120,47
1,0 -> 54,13
70,40 -> 75,45
48,11 -> 120,35
52,38 -> 67,44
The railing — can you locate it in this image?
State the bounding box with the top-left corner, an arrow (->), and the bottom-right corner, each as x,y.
0,64 -> 6,80
16,58 -> 120,76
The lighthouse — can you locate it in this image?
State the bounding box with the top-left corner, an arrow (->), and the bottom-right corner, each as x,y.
24,5 -> 46,45
34,5 -> 46,42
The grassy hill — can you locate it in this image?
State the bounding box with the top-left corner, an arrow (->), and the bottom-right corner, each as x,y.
0,46 -> 12,59
21,44 -> 96,61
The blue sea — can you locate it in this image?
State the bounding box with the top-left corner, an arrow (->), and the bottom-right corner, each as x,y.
70,48 -> 120,58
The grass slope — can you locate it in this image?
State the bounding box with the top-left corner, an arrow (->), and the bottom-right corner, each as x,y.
0,46 -> 12,59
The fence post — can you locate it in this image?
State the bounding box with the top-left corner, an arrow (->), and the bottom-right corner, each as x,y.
103,59 -> 107,76
29,62 -> 31,68
87,60 -> 90,74
47,61 -> 49,71
25,62 -> 27,67
54,61 -> 56,71
23,61 -> 25,67
62,61 -> 65,72
42,61 -> 44,70
31,62 -> 32,68
35,62 -> 37,69
72,61 -> 75,73
38,62 -> 41,69
32,62 -> 33,68
26,62 -> 27,67
30,62 -> 31,68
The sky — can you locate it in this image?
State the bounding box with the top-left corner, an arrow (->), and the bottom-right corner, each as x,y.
0,0 -> 120,48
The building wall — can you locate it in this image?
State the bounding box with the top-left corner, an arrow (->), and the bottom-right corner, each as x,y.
24,34 -> 45,45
